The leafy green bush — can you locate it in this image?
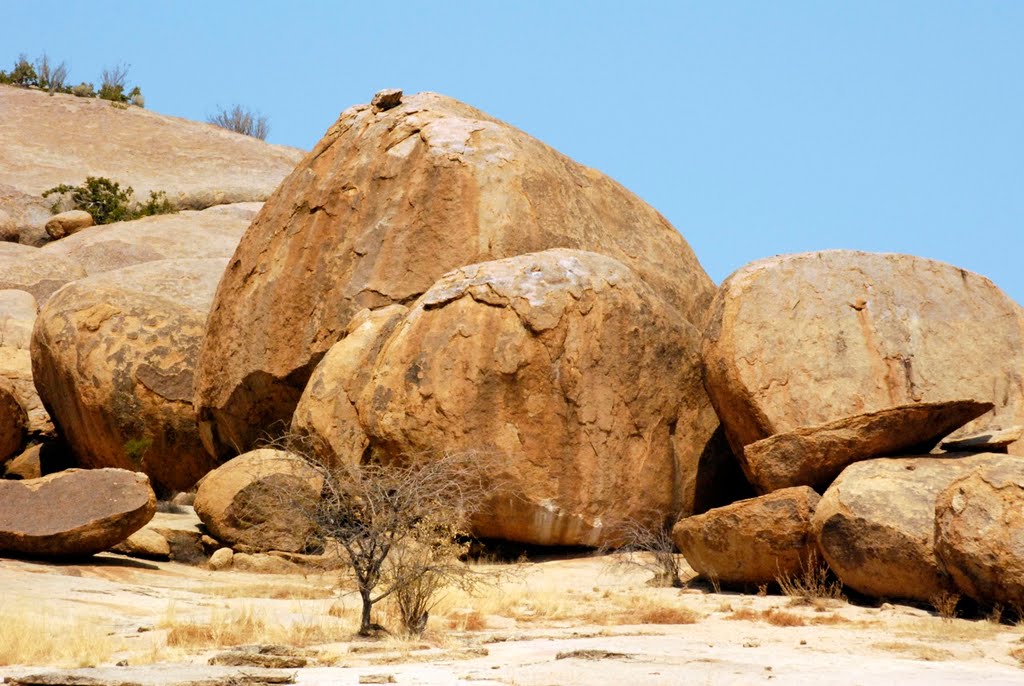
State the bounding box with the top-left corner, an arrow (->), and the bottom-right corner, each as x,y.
42,177 -> 175,225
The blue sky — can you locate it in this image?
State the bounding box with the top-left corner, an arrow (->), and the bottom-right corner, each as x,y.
3,2 -> 1022,304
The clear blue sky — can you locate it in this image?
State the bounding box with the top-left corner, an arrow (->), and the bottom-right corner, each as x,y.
3,2 -> 1022,304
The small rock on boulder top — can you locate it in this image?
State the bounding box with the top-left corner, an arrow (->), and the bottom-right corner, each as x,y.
672,486 -> 820,586
740,399 -> 993,493
44,210 -> 94,239
193,449 -> 324,553
194,91 -> 715,460
935,455 -> 1024,607
702,251 -> 1024,457
0,468 -> 156,557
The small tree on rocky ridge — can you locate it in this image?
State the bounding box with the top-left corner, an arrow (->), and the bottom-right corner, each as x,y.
208,104 -> 270,140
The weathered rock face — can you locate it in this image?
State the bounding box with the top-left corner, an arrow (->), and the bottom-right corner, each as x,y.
0,85 -> 304,214
31,258 -> 227,494
0,289 -> 38,350
940,426 -> 1024,454
359,249 -> 713,547
195,91 -> 715,459
0,243 -> 86,304
45,209 -> 94,239
671,486 -> 820,586
935,455 -> 1024,607
0,382 -> 27,463
703,251 -> 1024,456
741,400 -> 993,493
193,449 -> 323,553
0,468 -> 155,557
39,203 -> 259,275
290,305 -> 407,466
0,184 -> 51,246
0,347 -> 52,436
812,454 -> 993,602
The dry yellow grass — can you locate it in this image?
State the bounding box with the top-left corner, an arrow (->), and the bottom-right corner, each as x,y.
0,605 -> 117,667
725,607 -> 806,627
204,581 -> 339,599
160,603 -> 353,649
872,641 -> 953,662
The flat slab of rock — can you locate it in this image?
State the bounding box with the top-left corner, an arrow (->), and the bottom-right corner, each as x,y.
940,426 -> 1024,453
0,468 -> 155,557
935,455 -> 1024,607
812,453 -> 995,602
671,486 -> 820,586
741,400 -> 993,493
702,251 -> 1024,457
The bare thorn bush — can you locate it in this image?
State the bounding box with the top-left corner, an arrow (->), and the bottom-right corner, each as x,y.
601,515 -> 686,588
775,552 -> 845,602
208,104 -> 270,140
931,590 -> 962,621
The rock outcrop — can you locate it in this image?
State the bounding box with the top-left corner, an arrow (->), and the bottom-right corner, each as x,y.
31,258 -> 227,494
0,382 -> 27,463
194,91 -> 715,459
702,251 -> 1024,456
934,455 -> 1024,607
193,449 -> 323,553
290,305 -> 407,466
0,468 -> 155,557
740,400 -> 992,493
671,486 -> 820,586
38,203 -> 259,275
0,242 -> 86,304
812,454 -> 993,602
359,249 -> 715,547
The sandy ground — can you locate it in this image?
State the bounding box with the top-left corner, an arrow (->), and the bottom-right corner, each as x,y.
1,550 -> 1022,686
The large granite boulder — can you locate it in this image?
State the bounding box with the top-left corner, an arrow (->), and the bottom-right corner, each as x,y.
39,203 -> 258,275
194,91 -> 716,459
740,400 -> 992,493
359,249 -> 717,547
0,468 -> 155,557
31,258 -> 227,494
0,382 -> 27,463
0,289 -> 37,350
290,305 -> 407,466
935,455 -> 1024,607
703,251 -> 1024,456
0,242 -> 86,304
671,486 -> 820,586
812,454 -> 993,602
193,449 -> 323,553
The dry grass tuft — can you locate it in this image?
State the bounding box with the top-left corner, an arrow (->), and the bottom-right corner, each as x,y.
810,613 -> 849,626
446,609 -> 488,631
0,606 -> 116,667
634,605 -> 700,625
776,554 -> 844,602
725,607 -> 806,626
872,641 -> 953,662
161,603 -> 351,649
930,591 -> 961,621
205,581 -> 338,599
1010,646 -> 1024,664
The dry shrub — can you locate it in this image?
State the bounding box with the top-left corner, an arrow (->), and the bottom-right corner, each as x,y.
872,641 -> 952,662
446,609 -> 488,631
810,613 -> 848,626
634,605 -> 700,625
764,609 -> 806,627
0,606 -> 115,667
205,581 -> 337,599
1010,646 -> 1024,664
161,604 -> 349,649
930,591 -> 962,621
725,607 -> 760,622
776,553 -> 844,602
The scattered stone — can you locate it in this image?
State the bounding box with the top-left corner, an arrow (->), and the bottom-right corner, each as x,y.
231,552 -> 302,575
208,546 -> 234,570
110,528 -> 170,561
360,250 -> 716,546
740,400 -> 993,493
371,88 -> 403,111
359,676 -> 397,685
44,209 -> 94,239
935,455 -> 1024,607
812,454 -> 994,602
702,250 -> 1024,456
0,382 -> 27,463
3,675 -> 143,686
940,426 -> 1024,454
672,486 -> 820,586
194,91 -> 715,459
193,449 -> 323,553
0,468 -> 155,557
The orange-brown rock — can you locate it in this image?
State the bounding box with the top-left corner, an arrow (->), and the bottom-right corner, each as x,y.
359,249 -> 713,547
741,400 -> 993,493
31,258 -> 227,494
671,486 -> 820,586
703,251 -> 1024,456
193,449 -> 323,553
44,210 -> 94,239
0,346 -> 52,436
290,305 -> 407,466
194,91 -> 715,459
0,242 -> 86,304
812,454 -> 993,602
0,468 -> 155,557
935,455 -> 1024,607
38,203 -> 258,275
0,382 -> 27,463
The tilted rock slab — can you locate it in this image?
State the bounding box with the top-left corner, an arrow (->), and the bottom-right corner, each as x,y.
359,249 -> 718,547
0,381 -> 27,463
0,468 -> 155,557
39,203 -> 259,275
935,455 -> 1024,607
193,449 -> 323,553
31,258 -> 227,494
741,400 -> 993,493
940,426 -> 1024,454
291,305 -> 407,466
195,91 -> 715,459
703,251 -> 1024,456
812,454 -> 995,602
0,242 -> 86,304
672,486 -> 820,586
